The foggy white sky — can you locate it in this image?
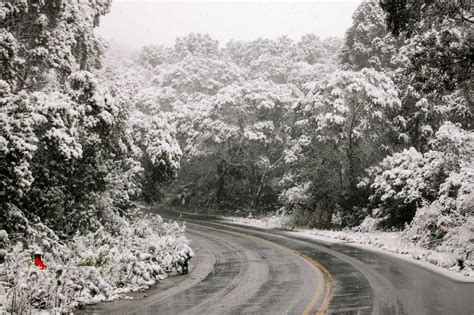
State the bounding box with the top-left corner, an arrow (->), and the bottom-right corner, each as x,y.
98,1 -> 362,50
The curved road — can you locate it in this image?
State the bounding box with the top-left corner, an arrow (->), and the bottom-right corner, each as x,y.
83,218 -> 474,315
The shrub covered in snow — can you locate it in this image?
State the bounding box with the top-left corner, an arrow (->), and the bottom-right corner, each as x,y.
355,216 -> 384,233
364,147 -> 449,226
364,122 -> 473,228
278,182 -> 313,212
0,205 -> 192,313
403,164 -> 474,272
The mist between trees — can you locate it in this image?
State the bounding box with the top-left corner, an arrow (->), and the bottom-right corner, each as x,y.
0,0 -> 473,312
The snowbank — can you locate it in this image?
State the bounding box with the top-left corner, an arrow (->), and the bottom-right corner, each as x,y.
0,207 -> 192,313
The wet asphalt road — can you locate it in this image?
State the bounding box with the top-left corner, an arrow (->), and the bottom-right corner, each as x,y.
82,217 -> 474,315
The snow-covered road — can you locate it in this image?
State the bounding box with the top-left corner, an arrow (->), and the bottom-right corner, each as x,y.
82,217 -> 474,314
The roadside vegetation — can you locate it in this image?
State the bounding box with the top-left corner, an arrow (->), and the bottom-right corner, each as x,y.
1,1 -> 190,312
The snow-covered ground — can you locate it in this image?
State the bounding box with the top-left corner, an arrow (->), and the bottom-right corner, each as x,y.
225,215 -> 286,230
223,215 -> 474,281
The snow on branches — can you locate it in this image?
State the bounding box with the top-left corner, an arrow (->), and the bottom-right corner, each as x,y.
364,122 -> 473,227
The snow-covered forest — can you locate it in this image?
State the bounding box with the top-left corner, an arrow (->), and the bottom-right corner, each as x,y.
1,0 -> 473,312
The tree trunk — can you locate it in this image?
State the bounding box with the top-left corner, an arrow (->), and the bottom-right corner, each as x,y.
346,109 -> 357,194
216,161 -> 226,206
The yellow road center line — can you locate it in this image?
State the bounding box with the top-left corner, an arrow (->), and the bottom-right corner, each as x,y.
301,254 -> 324,315
304,256 -> 334,315
188,222 -> 334,314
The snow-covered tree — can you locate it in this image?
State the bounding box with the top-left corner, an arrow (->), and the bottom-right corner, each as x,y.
157,56 -> 244,97
303,68 -> 401,192
280,67 -> 401,225
224,36 -> 296,67
1,0 -> 185,233
174,80 -> 300,210
138,44 -> 174,69
1,0 -> 112,92
130,113 -> 182,202
340,1 -> 401,71
296,34 -> 342,65
174,33 -> 220,59
0,85 -> 39,202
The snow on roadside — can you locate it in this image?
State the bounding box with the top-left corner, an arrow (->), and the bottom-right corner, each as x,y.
224,215 -> 286,230
222,215 -> 474,281
293,229 -> 474,281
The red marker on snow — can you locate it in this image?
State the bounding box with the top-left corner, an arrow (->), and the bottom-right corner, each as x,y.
34,253 -> 46,270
